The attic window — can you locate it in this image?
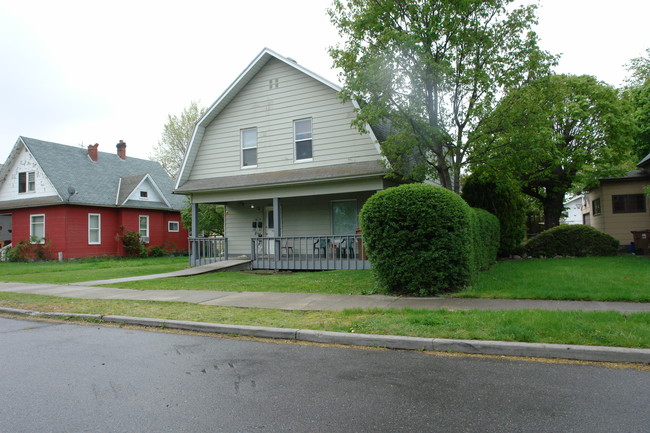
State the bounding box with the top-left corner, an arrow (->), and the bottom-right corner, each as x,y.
18,171 -> 35,193
269,78 -> 279,89
140,191 -> 148,199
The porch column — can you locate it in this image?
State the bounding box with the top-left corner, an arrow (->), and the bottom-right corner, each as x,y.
191,202 -> 199,265
273,197 -> 281,263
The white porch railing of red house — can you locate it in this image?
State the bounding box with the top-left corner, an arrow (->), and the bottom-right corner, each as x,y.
251,235 -> 370,271
188,237 -> 228,267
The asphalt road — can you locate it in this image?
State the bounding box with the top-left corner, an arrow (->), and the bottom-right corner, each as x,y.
1,317 -> 648,433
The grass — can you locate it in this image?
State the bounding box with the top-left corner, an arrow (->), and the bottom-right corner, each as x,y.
0,256 -> 188,284
98,256 -> 650,303
103,269 -> 378,294
1,292 -> 648,348
461,255 -> 650,302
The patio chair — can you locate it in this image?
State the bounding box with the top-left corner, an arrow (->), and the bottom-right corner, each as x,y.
339,237 -> 355,259
313,237 -> 328,258
281,239 -> 294,256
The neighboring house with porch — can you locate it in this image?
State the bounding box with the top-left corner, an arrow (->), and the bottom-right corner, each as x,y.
0,137 -> 188,259
582,153 -> 650,247
174,48 -> 394,270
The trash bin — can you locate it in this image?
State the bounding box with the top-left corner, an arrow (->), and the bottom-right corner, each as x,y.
630,230 -> 650,255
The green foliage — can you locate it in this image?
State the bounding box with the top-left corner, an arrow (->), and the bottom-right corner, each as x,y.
473,74 -> 636,228
150,100 -> 207,178
470,208 -> 500,272
624,49 -> 650,161
180,200 -> 224,236
525,225 -> 619,258
117,229 -> 147,258
360,184 -> 473,295
147,245 -> 166,258
462,173 -> 526,256
329,0 -> 555,192
6,239 -> 52,262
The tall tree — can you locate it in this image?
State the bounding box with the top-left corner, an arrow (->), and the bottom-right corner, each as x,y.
328,0 -> 554,192
151,100 -> 206,178
472,74 -> 635,228
624,48 -> 650,160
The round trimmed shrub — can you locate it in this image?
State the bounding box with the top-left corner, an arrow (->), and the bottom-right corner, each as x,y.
359,184 -> 473,296
525,225 -> 619,257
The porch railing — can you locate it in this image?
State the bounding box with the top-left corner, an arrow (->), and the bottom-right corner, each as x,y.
189,237 -> 228,267
251,235 -> 370,271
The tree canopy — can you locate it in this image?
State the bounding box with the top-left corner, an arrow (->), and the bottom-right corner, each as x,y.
472,74 -> 635,228
150,100 -> 206,178
329,0 -> 554,192
625,48 -> 650,161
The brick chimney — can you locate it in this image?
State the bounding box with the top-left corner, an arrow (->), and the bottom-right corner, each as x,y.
87,143 -> 99,162
116,140 -> 127,160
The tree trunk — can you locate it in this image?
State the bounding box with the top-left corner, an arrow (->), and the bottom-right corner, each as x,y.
542,191 -> 566,230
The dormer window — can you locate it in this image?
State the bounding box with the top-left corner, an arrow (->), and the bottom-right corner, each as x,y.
140,191 -> 148,199
18,171 -> 35,193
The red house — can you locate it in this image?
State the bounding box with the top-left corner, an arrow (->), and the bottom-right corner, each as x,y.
0,137 -> 188,259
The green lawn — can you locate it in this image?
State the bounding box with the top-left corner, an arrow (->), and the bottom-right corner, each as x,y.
0,256 -> 188,284
100,255 -> 650,303
0,292 -> 648,348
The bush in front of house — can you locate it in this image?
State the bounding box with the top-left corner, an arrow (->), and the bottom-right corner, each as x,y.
461,173 -> 526,257
6,239 -> 53,262
360,183 -> 474,296
525,224 -> 619,257
470,207 -> 500,273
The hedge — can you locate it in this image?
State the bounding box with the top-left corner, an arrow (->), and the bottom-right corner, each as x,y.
525,224 -> 619,257
360,184 -> 498,296
470,208 -> 500,273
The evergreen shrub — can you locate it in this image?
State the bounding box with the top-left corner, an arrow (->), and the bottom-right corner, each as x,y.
470,208 -> 500,272
525,224 -> 619,257
359,184 -> 473,296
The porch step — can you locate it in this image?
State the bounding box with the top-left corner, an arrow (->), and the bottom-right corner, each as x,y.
70,259 -> 251,286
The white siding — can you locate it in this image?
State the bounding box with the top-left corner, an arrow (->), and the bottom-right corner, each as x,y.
0,145 -> 58,201
126,178 -> 165,204
188,58 -> 380,181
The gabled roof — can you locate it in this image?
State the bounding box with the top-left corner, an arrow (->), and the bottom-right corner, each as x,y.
637,152 -> 650,169
175,47 -> 381,190
0,137 -> 184,210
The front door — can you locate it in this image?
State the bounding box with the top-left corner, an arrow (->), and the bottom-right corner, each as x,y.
264,206 -> 275,256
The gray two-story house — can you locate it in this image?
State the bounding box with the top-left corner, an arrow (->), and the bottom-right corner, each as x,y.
175,48 -> 393,269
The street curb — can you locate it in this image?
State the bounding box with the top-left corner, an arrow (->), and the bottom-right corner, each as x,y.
2,307 -> 649,364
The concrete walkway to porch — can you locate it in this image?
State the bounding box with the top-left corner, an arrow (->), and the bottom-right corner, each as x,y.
68,259 -> 252,286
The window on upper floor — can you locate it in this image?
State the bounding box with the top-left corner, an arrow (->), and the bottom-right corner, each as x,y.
241,128 -> 258,168
294,118 -> 313,161
140,190 -> 148,199
88,214 -> 101,245
612,194 -> 646,213
18,171 -> 35,193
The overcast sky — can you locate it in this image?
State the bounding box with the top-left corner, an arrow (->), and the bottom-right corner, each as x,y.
1,0 -> 648,163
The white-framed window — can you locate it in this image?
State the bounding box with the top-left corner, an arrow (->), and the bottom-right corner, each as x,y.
88,213 -> 101,245
294,118 -> 313,161
331,200 -> 357,235
30,214 -> 45,244
139,215 -> 149,241
18,171 -> 35,193
168,221 -> 179,232
241,127 -> 257,168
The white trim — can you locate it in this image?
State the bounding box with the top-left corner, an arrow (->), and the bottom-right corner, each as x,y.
293,118 -> 313,162
139,215 -> 150,241
115,177 -> 122,205
20,138 -> 64,202
240,127 -> 258,169
168,221 -> 180,232
29,213 -> 45,244
119,174 -> 172,208
88,213 -> 101,245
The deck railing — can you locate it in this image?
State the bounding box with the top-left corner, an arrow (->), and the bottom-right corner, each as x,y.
188,237 -> 228,267
251,235 -> 370,271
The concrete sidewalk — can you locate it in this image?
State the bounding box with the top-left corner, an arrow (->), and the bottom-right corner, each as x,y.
1,281 -> 649,313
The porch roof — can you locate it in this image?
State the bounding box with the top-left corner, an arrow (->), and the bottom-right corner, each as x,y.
174,161 -> 385,194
